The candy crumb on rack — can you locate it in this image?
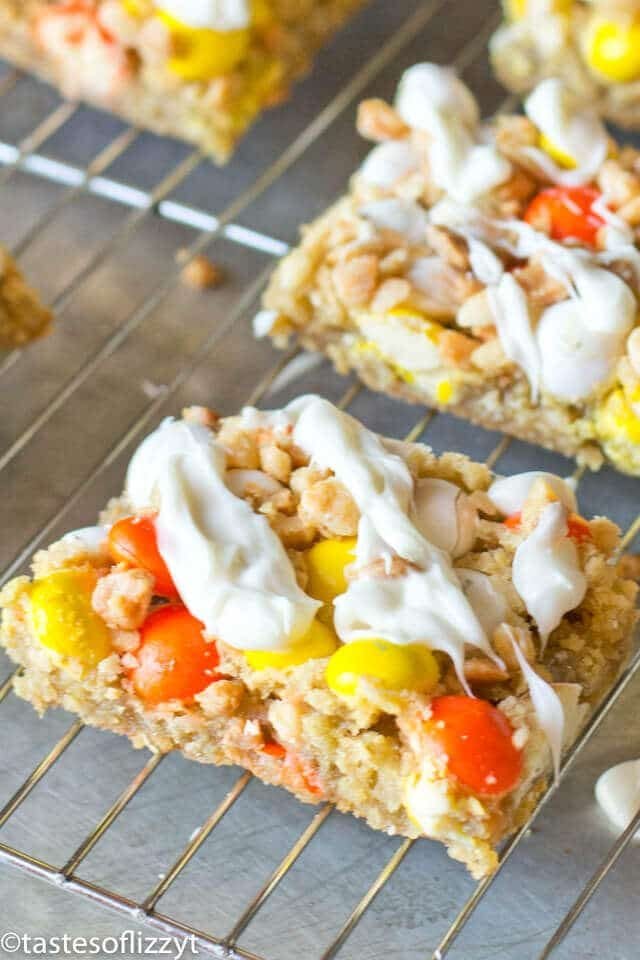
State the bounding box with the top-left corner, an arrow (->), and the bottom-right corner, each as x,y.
177,252 -> 225,290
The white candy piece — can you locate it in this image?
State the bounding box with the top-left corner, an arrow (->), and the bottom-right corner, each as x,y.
408,256 -> 453,295
61,526 -> 109,554
252,309 -> 279,339
355,313 -> 441,373
488,471 -> 577,515
359,198 -> 429,244
159,0 -> 251,30
596,760 -> 640,841
359,141 -> 420,188
404,774 -> 452,837
412,478 -> 477,558
225,469 -> 283,500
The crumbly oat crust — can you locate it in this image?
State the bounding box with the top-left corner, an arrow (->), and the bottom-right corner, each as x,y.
1,407 -> 636,878
0,0 -> 366,162
0,245 -> 52,348
260,74 -> 640,475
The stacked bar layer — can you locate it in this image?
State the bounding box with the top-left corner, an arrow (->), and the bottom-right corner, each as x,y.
491,0 -> 640,131
259,63 -> 640,475
0,245 -> 51,347
1,396 -> 636,878
0,0 -> 366,162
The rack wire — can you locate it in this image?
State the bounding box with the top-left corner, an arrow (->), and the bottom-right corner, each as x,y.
0,2 -> 638,958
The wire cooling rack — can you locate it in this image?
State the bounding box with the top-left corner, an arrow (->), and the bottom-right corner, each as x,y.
0,1 -> 638,958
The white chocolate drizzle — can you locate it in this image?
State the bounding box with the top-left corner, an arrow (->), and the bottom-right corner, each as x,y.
512,501 -> 587,647
281,395 -> 498,689
394,64 -> 511,204
456,569 -> 508,637
510,638 -> 565,780
523,79 -> 609,187
126,418 -> 319,651
487,274 -> 541,402
430,201 -> 636,403
254,68 -> 639,408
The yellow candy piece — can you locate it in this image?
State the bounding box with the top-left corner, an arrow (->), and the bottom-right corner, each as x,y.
505,0 -> 571,21
30,570 -> 112,667
157,1 -> 271,82
121,0 -> 148,15
252,0 -> 272,28
245,619 -> 338,670
585,16 -> 640,84
539,133 -> 577,170
387,307 -> 441,343
436,379 -> 454,405
387,306 -> 423,319
325,638 -> 440,699
305,537 -> 357,605
158,12 -> 249,81
596,388 -> 640,444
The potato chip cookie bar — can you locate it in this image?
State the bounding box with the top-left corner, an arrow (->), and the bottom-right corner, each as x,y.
1,395 -> 636,878
0,0 -> 366,162
0,244 -> 52,347
491,1 -> 640,131
257,63 -> 640,475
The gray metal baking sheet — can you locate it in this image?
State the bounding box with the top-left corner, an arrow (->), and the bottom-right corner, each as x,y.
0,1 -> 638,957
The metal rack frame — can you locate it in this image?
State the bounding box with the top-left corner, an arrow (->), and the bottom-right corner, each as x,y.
0,2 -> 638,957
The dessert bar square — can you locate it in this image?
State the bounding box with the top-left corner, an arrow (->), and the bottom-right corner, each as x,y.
0,0 -> 366,162
491,0 -> 640,132
1,395 -> 636,877
258,63 -> 640,475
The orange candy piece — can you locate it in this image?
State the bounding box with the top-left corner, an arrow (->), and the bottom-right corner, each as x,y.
129,604 -> 221,705
108,515 -> 178,599
425,695 -> 523,796
262,741 -> 287,759
504,511 -> 592,543
566,514 -> 593,543
524,185 -> 605,247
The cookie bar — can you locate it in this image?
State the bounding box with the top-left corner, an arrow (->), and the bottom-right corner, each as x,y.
1,395 -> 636,877
0,0 -> 366,162
257,63 -> 640,475
490,1 -> 640,131
0,245 -> 52,347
